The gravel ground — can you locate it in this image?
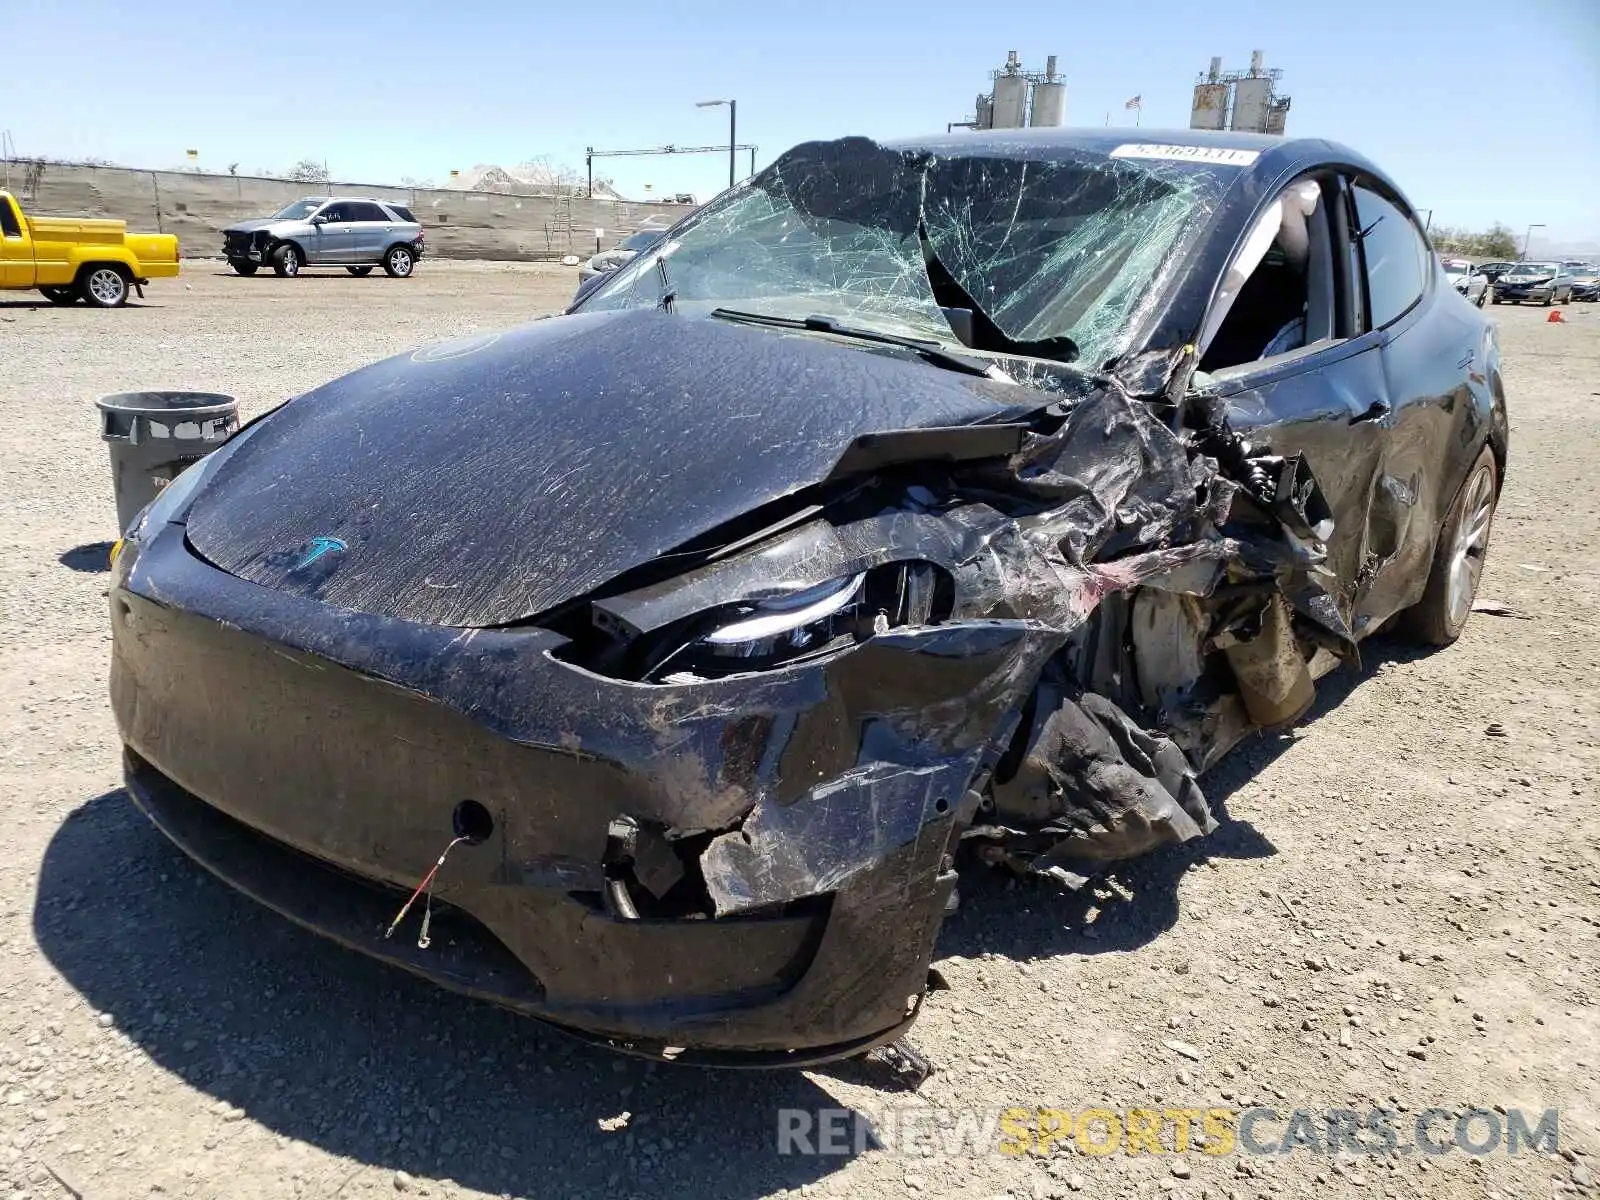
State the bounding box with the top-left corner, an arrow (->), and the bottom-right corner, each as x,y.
1,265 -> 1597,1200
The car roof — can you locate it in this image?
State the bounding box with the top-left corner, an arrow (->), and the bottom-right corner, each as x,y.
880,127 -> 1396,212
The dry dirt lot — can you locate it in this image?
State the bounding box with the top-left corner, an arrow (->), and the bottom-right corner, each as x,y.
1,263 -> 1597,1200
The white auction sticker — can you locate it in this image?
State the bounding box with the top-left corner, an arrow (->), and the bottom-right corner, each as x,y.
1110,143 -> 1261,167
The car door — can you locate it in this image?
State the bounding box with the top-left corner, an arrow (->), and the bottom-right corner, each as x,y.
1345,179 -> 1487,631
307,202 -> 353,263
0,196 -> 34,287
1191,173 -> 1392,636
346,202 -> 391,263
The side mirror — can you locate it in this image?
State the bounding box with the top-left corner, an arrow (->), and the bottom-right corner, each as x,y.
570,272 -> 608,308
310,214 -> 328,225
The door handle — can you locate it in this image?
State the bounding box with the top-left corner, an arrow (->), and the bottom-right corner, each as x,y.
1349,400 -> 1390,425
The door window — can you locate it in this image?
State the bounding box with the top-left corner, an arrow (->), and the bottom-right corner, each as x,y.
318,203 -> 350,223
0,201 -> 19,238
349,202 -> 389,222
1200,177 -> 1340,373
1352,185 -> 1428,329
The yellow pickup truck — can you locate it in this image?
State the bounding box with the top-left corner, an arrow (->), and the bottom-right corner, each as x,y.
0,190 -> 179,307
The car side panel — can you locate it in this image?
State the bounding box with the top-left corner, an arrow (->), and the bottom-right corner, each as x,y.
1357,288 -> 1501,629
350,206 -> 389,262
304,208 -> 350,263
1213,340 -> 1392,629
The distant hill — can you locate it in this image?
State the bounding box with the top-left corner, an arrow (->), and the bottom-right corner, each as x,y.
447,161 -> 624,200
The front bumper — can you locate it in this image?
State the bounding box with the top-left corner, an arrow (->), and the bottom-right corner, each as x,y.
110,524 -> 1053,1062
223,233 -> 264,262
1495,284 -> 1553,300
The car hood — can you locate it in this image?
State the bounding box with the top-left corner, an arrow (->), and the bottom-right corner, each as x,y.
184,309 -> 1039,627
221,218 -> 286,234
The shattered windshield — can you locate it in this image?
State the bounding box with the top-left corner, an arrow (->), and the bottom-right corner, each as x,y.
578,137 -> 1240,369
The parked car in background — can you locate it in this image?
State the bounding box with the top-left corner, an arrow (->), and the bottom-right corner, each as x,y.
1474,260 -> 1517,284
1492,262 -> 1574,305
0,190 -> 179,307
1440,257 -> 1488,307
221,197 -> 424,278
1567,265 -> 1599,302
112,129 -> 1509,1065
576,227 -> 667,290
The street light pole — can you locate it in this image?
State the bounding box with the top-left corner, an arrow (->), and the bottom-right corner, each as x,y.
1522,223 -> 1545,259
696,99 -> 737,189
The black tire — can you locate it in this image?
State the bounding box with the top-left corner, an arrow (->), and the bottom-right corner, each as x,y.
272,244 -> 301,277
230,259 -> 259,276
345,265 -> 374,277
1401,445 -> 1498,647
39,286 -> 78,305
382,244 -> 415,278
1475,288 -> 1487,308
1560,292 -> 1571,305
1491,292 -> 1501,305
78,264 -> 130,308
1541,291 -> 1553,307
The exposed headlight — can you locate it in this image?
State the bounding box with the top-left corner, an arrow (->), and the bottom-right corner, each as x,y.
573,561 -> 948,684
702,572 -> 867,649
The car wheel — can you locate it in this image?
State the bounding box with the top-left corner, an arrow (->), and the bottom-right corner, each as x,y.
39,286 -> 78,305
1401,446 -> 1498,647
1491,292 -> 1501,305
1541,290 -> 1553,306
1475,288 -> 1487,308
346,265 -> 374,277
382,245 -> 414,278
230,259 -> 259,276
272,244 -> 301,277
1561,291 -> 1571,304
78,265 -> 129,308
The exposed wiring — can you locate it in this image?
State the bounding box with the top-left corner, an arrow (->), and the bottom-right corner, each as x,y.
384,835 -> 470,949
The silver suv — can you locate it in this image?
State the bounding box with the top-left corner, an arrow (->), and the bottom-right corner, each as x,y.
221,197 -> 425,278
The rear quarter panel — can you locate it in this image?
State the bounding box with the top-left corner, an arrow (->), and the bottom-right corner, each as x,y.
1356,279 -> 1503,626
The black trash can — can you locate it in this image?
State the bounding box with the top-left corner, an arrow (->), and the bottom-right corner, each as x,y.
97,391 -> 239,532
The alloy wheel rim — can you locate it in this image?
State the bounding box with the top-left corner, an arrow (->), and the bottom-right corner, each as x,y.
1446,465 -> 1495,627
89,269 -> 124,303
391,250 -> 411,275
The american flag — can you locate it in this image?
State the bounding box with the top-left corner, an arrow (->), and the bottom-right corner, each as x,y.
1125,95 -> 1142,109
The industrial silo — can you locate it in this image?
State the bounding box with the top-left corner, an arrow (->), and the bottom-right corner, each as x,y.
1029,56 -> 1066,127
1231,75 -> 1274,133
1190,82 -> 1230,130
992,72 -> 1029,129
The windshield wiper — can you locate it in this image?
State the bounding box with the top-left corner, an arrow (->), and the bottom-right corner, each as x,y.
707,308 -> 998,377
656,255 -> 675,313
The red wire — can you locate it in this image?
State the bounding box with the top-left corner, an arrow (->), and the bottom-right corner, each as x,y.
384,837 -> 467,940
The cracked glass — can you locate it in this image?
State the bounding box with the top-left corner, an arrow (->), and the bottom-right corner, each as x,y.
579,137 -> 1243,370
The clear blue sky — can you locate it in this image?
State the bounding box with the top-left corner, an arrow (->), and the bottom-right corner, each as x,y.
5,0 -> 1597,249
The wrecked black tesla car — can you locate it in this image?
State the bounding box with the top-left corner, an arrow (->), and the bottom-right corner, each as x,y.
109,129 -> 1507,1066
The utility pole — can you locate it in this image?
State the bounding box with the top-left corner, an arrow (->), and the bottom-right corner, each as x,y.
696,99 -> 737,189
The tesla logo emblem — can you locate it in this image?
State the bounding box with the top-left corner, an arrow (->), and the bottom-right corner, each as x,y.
295,536 -> 346,569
